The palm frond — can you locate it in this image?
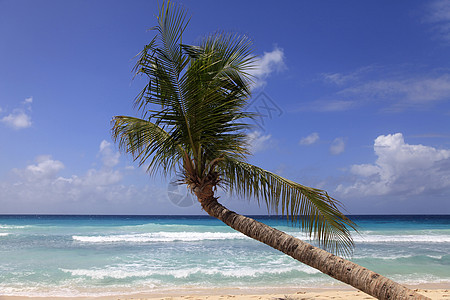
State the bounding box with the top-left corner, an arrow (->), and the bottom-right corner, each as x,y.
179,33 -> 256,163
112,1 -> 357,256
220,159 -> 357,256
111,116 -> 184,176
130,1 -> 201,164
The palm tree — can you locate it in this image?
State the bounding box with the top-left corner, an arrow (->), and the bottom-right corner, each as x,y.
111,2 -> 429,299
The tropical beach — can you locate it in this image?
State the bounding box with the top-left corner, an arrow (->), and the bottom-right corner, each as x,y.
0,215 -> 449,299
2,1 -> 450,299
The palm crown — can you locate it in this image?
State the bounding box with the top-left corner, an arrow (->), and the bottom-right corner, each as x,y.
112,1 -> 356,255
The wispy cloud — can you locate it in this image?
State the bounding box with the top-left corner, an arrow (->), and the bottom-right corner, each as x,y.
249,46 -> 285,89
299,132 -> 320,145
336,133 -> 450,197
321,66 -> 375,86
321,73 -> 354,86
330,137 -> 345,155
304,67 -> 450,112
306,100 -> 357,112
424,0 -> 450,42
339,74 -> 450,109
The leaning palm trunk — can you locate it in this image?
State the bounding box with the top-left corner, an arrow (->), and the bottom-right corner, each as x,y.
197,194 -> 429,300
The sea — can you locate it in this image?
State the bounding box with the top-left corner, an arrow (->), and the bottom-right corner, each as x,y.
0,215 -> 449,297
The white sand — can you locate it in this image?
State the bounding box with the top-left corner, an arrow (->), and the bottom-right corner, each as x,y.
1,287 -> 448,300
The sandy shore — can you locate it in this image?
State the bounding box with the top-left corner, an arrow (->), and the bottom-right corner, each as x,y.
0,286 -> 449,300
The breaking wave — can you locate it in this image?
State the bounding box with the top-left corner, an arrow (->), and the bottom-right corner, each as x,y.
73,231 -> 247,243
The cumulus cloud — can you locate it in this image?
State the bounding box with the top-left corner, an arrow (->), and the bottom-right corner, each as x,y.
1,97 -> 33,129
1,110 -> 32,129
330,137 -> 345,155
249,47 -> 285,89
299,132 -> 320,145
0,140 -> 150,213
336,133 -> 450,197
246,131 -> 272,153
99,140 -> 120,168
22,155 -> 65,179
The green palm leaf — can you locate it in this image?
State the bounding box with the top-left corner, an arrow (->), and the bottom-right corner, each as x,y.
112,116 -> 184,176
112,0 -> 357,256
221,159 -> 356,256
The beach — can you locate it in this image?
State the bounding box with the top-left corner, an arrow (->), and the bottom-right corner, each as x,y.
0,215 -> 449,298
0,287 -> 449,300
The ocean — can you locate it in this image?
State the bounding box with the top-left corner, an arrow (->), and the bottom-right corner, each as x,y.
0,215 -> 449,297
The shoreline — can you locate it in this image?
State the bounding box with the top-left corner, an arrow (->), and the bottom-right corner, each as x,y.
1,285 -> 449,300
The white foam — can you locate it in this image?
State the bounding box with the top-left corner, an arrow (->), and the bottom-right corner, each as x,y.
284,231 -> 450,243
352,234 -> 450,243
353,254 -> 414,260
0,225 -> 28,229
61,263 -> 320,280
163,265 -> 320,278
0,233 -> 10,237
353,253 -> 448,260
73,231 -> 247,243
61,268 -> 159,280
73,230 -> 450,244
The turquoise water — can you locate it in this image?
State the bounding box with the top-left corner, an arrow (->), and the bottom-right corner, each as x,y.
0,215 -> 449,296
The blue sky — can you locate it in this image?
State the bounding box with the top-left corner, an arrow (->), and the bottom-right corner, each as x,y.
1,0 -> 450,215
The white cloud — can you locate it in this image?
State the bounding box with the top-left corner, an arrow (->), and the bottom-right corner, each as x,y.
249,47 -> 285,89
336,133 -> 450,197
321,66 -> 377,86
330,137 -> 345,155
424,0 -> 450,42
0,141 -> 150,213
340,74 -> 450,108
70,168 -> 123,187
99,140 -> 120,168
1,97 -> 33,129
23,155 -> 65,180
0,140 -> 199,214
309,67 -> 450,112
246,131 -> 272,153
1,110 -> 32,129
299,132 -> 320,145
322,73 -> 351,86
11,150 -> 122,189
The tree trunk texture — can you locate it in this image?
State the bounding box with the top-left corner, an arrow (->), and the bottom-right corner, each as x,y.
198,196 -> 430,300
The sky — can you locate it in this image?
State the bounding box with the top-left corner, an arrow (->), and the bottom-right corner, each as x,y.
1,0 -> 450,215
